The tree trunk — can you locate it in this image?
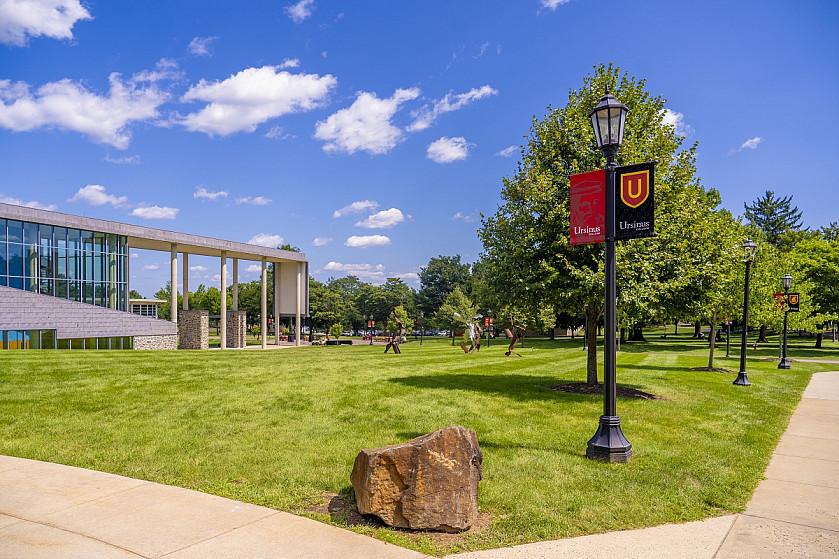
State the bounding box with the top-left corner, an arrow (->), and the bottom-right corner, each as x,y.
549,327 -> 555,341
708,311 -> 717,369
620,328 -> 626,343
816,332 -> 823,348
758,324 -> 769,343
675,322 -> 678,335
586,308 -> 599,386
632,325 -> 647,342
693,322 -> 701,338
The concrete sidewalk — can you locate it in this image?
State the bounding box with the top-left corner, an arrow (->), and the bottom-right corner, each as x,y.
2,372 -> 838,558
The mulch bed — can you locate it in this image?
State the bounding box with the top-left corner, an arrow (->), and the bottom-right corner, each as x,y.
689,366 -> 734,373
550,383 -> 662,400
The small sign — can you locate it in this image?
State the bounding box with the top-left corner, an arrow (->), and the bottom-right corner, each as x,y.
615,162 -> 655,240
787,293 -> 800,312
569,169 -> 606,245
484,317 -> 490,327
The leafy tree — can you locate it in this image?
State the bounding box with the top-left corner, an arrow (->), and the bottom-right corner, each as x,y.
793,238 -> 839,347
434,286 -> 478,345
417,255 -> 471,316
309,278 -> 348,332
153,282 -> 181,321
743,190 -> 804,247
328,275 -> 365,332
479,63 -> 708,385
129,289 -> 143,299
819,221 -> 839,242
329,323 -> 342,338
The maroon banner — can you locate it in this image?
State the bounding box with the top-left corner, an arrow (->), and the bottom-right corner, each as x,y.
570,169 -> 606,245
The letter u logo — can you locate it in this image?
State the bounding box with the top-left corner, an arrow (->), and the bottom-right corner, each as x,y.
621,170 -> 649,208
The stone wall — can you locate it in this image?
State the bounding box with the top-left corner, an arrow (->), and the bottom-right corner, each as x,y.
179,309 -> 209,349
226,310 -> 247,348
134,334 -> 178,350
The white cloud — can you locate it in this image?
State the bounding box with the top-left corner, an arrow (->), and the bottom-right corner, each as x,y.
189,265 -> 207,272
246,264 -> 263,273
473,42 -> 490,59
314,88 -> 420,155
264,125 -> 291,139
540,0 -> 571,9
355,208 -> 405,229
345,235 -> 390,248
737,136 -> 763,151
194,186 -> 228,201
322,261 -> 385,281
142,264 -> 159,271
248,233 -> 283,247
0,0 -> 92,46
453,212 -> 479,223
236,195 -> 272,205
104,154 -> 141,164
179,65 -> 336,136
285,0 -> 315,23
278,58 -> 300,69
130,205 -> 179,220
661,109 -> 694,137
68,184 -> 128,208
495,145 -> 517,157
130,252 -> 139,259
427,136 -> 472,163
333,199 -> 378,218
312,236 -> 333,246
407,85 -> 497,132
131,58 -> 183,84
0,193 -> 56,210
187,36 -> 218,57
0,72 -> 168,149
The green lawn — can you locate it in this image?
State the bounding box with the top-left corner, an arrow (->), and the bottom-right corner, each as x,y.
0,337 -> 835,555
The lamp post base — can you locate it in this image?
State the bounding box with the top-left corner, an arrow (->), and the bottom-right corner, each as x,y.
586,415 -> 632,463
733,372 -> 751,386
778,358 -> 791,369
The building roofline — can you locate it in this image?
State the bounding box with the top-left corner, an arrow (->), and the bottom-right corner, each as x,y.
0,203 -> 306,264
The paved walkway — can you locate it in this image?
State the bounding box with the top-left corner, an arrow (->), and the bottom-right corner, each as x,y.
2,372 -> 838,558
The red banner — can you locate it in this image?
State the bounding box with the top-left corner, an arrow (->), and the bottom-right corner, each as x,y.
570,169 -> 606,245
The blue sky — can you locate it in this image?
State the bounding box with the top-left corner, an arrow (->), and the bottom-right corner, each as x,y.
1,0 -> 837,298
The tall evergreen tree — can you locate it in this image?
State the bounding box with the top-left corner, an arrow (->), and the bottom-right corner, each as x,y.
743,190 -> 804,246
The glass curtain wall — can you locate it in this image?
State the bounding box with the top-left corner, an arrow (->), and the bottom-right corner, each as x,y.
0,218 -> 128,311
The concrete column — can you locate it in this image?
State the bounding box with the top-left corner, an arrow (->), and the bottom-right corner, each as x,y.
182,253 -> 189,310
296,262 -> 302,347
170,243 -> 178,327
232,258 -> 239,311
220,251 -> 227,350
273,262 -> 281,346
261,257 -> 267,349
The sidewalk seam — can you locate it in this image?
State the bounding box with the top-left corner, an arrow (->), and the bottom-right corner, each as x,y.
155,510 -> 284,559
738,513 -> 839,535
710,514 -> 740,559
1,516 -> 150,558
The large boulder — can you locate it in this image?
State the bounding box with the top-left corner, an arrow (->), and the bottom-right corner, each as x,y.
350,425 -> 482,532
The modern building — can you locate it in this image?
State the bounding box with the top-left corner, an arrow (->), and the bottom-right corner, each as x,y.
129,299 -> 166,320
0,203 -> 308,350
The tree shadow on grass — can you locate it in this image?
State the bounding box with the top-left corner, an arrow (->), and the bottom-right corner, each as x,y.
389,373 -> 661,402
389,374 -> 592,402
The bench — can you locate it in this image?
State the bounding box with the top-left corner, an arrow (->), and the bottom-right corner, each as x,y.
325,339 -> 353,346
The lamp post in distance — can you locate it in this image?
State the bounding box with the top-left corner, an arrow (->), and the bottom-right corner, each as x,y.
734,239 -> 758,386
778,273 -> 793,369
585,88 -> 632,463
420,312 -> 424,345
369,314 -> 374,345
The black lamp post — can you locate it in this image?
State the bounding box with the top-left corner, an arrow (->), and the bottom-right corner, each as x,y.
734,239 -> 758,386
585,89 -> 632,463
779,273 -> 793,369
420,312 -> 424,345
369,314 -> 374,345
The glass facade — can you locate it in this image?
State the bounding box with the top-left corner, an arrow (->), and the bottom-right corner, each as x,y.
0,330 -> 132,350
0,218 -> 128,311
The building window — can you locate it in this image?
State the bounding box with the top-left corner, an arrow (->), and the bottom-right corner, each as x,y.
0,219 -> 128,311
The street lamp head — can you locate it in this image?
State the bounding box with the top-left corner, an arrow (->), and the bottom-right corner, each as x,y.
782,273 -> 793,292
741,239 -> 758,263
589,89 -> 629,155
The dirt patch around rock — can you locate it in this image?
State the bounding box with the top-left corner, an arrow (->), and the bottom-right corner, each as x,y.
689,366 -> 734,373
550,383 -> 662,400
305,492 -> 491,547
